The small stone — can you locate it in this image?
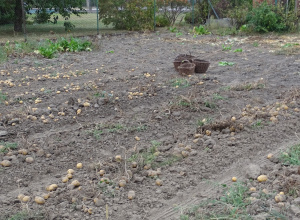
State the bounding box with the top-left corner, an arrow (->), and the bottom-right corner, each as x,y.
0,131 -> 8,136
292,197 -> 300,205
245,164 -> 261,179
290,204 -> 300,216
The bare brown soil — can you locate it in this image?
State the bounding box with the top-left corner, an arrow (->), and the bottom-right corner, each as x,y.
1,31 -> 300,220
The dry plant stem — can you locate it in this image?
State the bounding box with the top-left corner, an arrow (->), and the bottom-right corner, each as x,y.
121,146 -> 130,180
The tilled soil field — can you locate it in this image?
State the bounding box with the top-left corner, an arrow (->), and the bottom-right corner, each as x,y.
1,31 -> 300,220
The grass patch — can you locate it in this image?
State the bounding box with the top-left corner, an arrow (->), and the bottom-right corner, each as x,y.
179,182 -> 251,220
230,81 -> 265,91
170,78 -> 189,88
0,91 -> 8,104
280,143 -> 300,165
219,61 -> 235,66
0,13 -> 116,43
251,119 -> 263,129
0,142 -> 18,154
4,210 -> 45,220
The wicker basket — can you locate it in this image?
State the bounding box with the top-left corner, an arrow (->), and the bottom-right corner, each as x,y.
173,59 -> 190,71
192,59 -> 210,73
178,63 -> 196,76
176,54 -> 195,62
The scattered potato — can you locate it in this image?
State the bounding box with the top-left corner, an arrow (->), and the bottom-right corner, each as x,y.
62,176 -> 69,183
71,180 -> 81,187
135,136 -> 140,141
99,170 -> 105,176
17,194 -> 25,200
232,177 -> 237,182
18,149 -> 28,155
88,208 -> 93,214
267,153 -> 273,159
67,169 -> 75,174
67,173 -> 73,179
43,193 -> 50,200
1,160 -> 12,167
119,180 -> 126,187
76,109 -> 82,115
144,164 -> 151,170
35,196 -> 45,205
22,196 -> 31,202
279,192 -> 284,195
25,157 -> 34,163
181,150 -> 189,158
131,162 -> 137,168
76,163 -> 83,169
155,179 -> 162,186
128,190 -> 135,200
205,130 -> 211,136
249,187 -> 256,192
257,175 -> 268,182
46,184 -> 58,191
83,102 -> 90,107
115,155 -> 122,162
231,116 -> 236,121
275,194 -> 286,203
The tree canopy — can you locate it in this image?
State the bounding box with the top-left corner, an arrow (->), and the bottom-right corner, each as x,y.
0,0 -> 86,32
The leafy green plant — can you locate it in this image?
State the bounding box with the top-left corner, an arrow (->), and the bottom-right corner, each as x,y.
280,144 -> 300,165
64,21 -> 75,32
176,32 -> 183,37
169,26 -> 178,33
213,93 -> 225,100
0,91 -> 7,104
219,61 -> 235,66
222,44 -> 232,51
0,142 -> 18,154
193,25 -> 210,36
156,14 -> 171,27
234,48 -> 243,52
246,2 -> 298,33
38,38 -> 92,58
170,78 -> 189,88
227,3 -> 251,29
251,119 -> 263,129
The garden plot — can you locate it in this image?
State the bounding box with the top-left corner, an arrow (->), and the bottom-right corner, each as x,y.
1,31 -> 300,220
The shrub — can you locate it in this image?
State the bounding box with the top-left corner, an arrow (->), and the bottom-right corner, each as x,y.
227,2 -> 251,29
33,9 -> 52,24
64,21 -> 75,32
99,0 -> 155,31
156,15 -> 171,27
184,0 -> 208,25
246,2 -> 298,33
157,0 -> 190,26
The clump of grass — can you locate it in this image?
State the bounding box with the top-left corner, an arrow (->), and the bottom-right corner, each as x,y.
5,210 -> 45,220
0,91 -> 7,104
280,143 -> 300,165
231,81 -> 265,91
0,142 -> 18,154
180,182 -> 251,220
170,78 -> 189,88
251,119 -> 263,129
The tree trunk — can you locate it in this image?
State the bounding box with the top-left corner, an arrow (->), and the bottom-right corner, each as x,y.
14,0 -> 23,32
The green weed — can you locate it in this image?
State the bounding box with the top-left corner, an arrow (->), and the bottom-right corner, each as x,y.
0,91 -> 7,104
5,210 -> 45,220
222,44 -> 232,51
204,100 -> 216,109
0,142 -> 18,154
219,61 -> 235,66
170,78 -> 189,88
253,42 -> 259,47
280,143 -> 300,165
251,119 -> 263,129
213,93 -> 225,100
193,25 -> 210,36
234,48 -> 243,52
